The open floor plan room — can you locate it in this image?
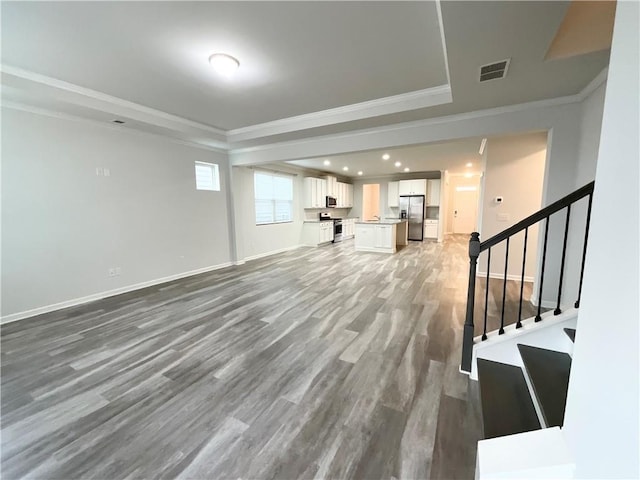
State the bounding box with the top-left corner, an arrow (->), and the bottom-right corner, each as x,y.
2,238 -> 484,480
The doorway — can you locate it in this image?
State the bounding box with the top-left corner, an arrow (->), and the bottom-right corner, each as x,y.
453,185 -> 479,233
362,184 -> 380,221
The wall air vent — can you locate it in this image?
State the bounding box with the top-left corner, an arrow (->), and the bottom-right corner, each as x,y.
479,59 -> 510,82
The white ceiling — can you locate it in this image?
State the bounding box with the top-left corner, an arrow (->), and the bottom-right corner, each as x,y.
0,1 -> 609,149
286,137 -> 485,178
1,1 -> 447,131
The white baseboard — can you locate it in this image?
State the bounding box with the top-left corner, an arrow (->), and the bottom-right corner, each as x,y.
243,244 -> 303,262
476,270 -> 535,283
0,261 -> 233,325
1,245 -> 308,325
530,292 -> 558,309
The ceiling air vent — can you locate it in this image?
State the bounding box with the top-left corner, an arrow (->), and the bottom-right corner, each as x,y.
479,59 -> 510,82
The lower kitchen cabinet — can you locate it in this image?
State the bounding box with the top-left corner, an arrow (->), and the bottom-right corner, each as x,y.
343,218 -> 356,238
302,221 -> 334,246
424,219 -> 438,239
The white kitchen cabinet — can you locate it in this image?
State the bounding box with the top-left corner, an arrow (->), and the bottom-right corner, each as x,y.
427,179 -> 441,206
424,219 -> 438,239
304,177 -> 328,209
398,179 -> 427,196
333,182 -> 353,208
388,181 -> 399,207
302,221 -> 334,246
325,175 -> 337,197
343,218 -> 356,238
374,225 -> 394,249
338,180 -> 344,205
346,184 -> 354,208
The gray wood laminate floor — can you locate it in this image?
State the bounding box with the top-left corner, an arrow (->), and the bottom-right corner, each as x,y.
1,235 -> 534,479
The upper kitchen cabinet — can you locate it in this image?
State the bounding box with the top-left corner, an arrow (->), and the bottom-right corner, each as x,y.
325,175 -> 337,197
426,179 -> 441,206
304,177 -> 327,209
388,181 -> 399,207
335,181 -> 354,208
398,179 -> 427,196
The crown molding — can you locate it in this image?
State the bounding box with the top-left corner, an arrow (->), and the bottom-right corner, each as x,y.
1,64 -> 229,149
577,67 -> 608,100
229,92 -> 585,162
226,84 -> 452,144
2,100 -> 229,154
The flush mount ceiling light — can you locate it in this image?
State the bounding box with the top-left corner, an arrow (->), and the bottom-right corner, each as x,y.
394,161 -> 401,167
404,167 -> 410,172
343,166 -> 349,171
382,154 -> 390,160
208,53 -> 240,76
323,160 -> 331,166
358,171 -> 363,176
466,162 -> 473,167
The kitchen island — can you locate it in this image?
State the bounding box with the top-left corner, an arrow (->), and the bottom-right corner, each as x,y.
354,219 -> 408,253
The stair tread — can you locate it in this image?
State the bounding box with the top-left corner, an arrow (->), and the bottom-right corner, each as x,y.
477,358 -> 541,439
517,344 -> 572,428
564,328 -> 576,343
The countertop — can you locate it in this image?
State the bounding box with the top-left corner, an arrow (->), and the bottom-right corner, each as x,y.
355,219 -> 408,225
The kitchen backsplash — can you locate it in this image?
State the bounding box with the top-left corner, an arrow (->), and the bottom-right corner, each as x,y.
304,208 -> 352,221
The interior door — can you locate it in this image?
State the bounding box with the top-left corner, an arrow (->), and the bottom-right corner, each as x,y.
453,187 -> 479,234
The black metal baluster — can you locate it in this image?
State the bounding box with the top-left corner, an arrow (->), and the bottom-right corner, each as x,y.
555,205 -> 572,315
535,217 -> 550,322
517,227 -> 528,329
482,248 -> 491,340
499,237 -> 509,335
575,193 -> 594,308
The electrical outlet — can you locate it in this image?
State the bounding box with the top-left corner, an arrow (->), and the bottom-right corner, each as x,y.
497,213 -> 510,222
108,268 -> 116,277
103,168 -> 111,177
115,267 -> 121,275
96,167 -> 103,176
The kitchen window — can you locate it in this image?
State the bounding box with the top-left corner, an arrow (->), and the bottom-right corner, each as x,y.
254,171 -> 293,225
195,161 -> 220,191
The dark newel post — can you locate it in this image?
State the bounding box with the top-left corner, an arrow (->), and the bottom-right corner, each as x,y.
461,232 -> 480,373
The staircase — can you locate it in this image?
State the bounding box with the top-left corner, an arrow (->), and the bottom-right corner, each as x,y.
459,183 -> 594,478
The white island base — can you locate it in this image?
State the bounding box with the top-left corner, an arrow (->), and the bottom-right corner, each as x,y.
354,220 -> 408,253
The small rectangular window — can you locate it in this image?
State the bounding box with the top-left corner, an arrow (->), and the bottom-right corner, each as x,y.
254,171 -> 293,225
195,162 -> 220,191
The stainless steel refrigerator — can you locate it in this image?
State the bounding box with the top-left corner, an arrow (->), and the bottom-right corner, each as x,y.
399,195 -> 425,241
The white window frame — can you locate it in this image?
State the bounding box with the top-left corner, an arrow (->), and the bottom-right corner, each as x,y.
195,161 -> 220,191
254,171 -> 294,225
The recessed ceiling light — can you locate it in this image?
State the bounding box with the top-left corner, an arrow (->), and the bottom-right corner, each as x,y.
357,171 -> 363,176
465,173 -> 473,178
323,160 -> 331,166
382,154 -> 390,160
209,53 -> 240,76
343,166 -> 349,171
466,162 -> 473,167
394,161 -> 401,167
404,167 -> 410,172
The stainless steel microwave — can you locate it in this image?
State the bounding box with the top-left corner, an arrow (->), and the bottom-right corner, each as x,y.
326,196 -> 337,208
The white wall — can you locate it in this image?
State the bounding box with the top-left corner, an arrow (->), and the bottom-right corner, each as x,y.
232,165 -> 304,261
563,3 -> 639,477
478,133 -> 546,280
1,107 -> 232,319
558,80 -> 608,309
